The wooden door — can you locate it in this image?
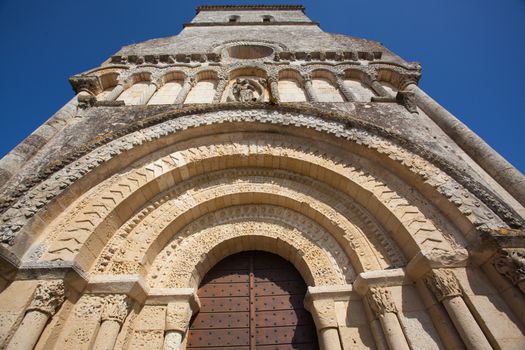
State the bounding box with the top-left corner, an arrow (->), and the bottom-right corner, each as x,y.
187,251 -> 319,349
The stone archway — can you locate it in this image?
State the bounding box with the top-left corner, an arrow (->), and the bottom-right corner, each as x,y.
187,251 -> 319,349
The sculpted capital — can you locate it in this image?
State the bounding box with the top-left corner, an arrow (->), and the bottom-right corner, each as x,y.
165,301 -> 193,333
425,269 -> 462,302
366,287 -> 397,317
493,249 -> 525,285
101,294 -> 130,324
27,280 -> 65,316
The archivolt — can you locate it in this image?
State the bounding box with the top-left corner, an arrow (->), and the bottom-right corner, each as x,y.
147,205 -> 351,288
29,131 -> 466,273
4,108 -> 508,270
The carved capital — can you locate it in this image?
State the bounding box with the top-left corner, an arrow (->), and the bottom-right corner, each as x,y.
165,301 -> 193,333
396,91 -> 418,113
302,73 -> 312,82
425,269 -> 462,302
27,280 -> 65,317
69,76 -> 102,95
366,287 -> 397,317
493,249 -> 525,285
101,294 -> 130,324
304,298 -> 338,330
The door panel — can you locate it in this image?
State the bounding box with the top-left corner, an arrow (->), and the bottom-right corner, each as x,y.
187,251 -> 319,349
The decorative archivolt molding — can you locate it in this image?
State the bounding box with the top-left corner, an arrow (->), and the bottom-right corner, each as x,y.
147,216 -> 346,287
44,168 -> 403,272
0,108 -> 516,254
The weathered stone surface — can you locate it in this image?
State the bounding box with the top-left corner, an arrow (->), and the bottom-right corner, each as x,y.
0,5 -> 524,350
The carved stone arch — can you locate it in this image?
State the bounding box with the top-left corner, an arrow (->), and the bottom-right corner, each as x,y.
2,108 -> 516,268
119,70 -> 153,88
156,70 -> 186,87
69,168 -> 403,276
31,130 -> 468,276
193,69 -> 218,82
146,206 -> 349,288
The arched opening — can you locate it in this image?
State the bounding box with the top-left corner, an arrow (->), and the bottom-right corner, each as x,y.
187,251 -> 319,349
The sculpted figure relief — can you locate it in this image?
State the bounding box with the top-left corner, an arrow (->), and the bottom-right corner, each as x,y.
227,78 -> 266,102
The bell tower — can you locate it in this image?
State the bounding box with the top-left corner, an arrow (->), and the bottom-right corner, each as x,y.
0,4 -> 524,350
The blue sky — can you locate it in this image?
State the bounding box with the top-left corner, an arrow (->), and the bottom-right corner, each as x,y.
0,0 -> 524,173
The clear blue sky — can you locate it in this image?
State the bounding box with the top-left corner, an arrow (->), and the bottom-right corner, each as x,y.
0,0 -> 524,173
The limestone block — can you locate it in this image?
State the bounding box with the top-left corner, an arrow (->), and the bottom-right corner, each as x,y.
128,330 -> 164,349
133,305 -> 166,331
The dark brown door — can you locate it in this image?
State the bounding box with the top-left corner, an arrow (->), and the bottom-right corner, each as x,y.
187,251 -> 319,350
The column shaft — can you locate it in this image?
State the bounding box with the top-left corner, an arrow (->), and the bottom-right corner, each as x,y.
336,76 -> 356,102
318,327 -> 342,350
213,79 -> 228,103
303,79 -> 318,102
415,279 -> 465,350
174,77 -> 194,104
92,319 -> 121,350
363,300 -> 389,350
378,312 -> 410,350
407,83 -> 525,205
442,297 -> 492,350
163,330 -> 184,350
269,78 -> 280,103
482,261 -> 525,326
6,310 -> 49,350
104,84 -> 124,101
369,80 -> 389,97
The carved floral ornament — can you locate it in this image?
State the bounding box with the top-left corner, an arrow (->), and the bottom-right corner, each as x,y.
493,249 -> 525,285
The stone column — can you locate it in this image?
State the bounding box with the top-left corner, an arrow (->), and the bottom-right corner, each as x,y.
302,74 -> 318,102
492,249 -> 525,294
362,299 -> 389,350
304,297 -> 342,350
335,73 -> 356,102
174,76 -> 195,104
364,72 -> 389,97
163,301 -> 193,350
92,294 -> 130,350
268,76 -> 280,103
7,280 -> 65,350
366,287 -> 409,350
139,82 -> 159,105
425,269 -> 492,350
483,252 -> 525,325
212,74 -> 228,103
406,83 -> 525,205
103,84 -> 125,101
414,279 -> 465,350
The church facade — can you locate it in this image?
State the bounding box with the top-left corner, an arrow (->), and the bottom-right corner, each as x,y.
0,5 -> 524,349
